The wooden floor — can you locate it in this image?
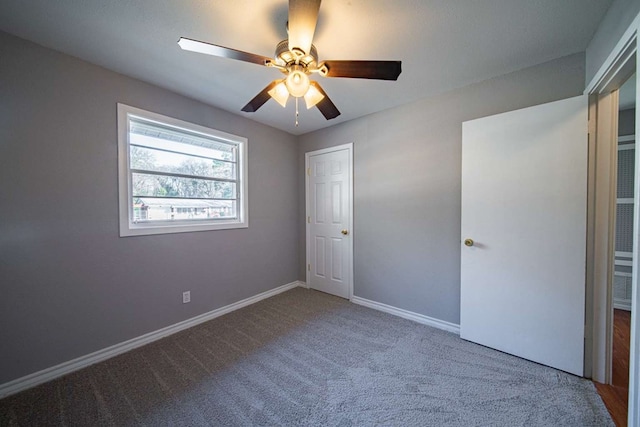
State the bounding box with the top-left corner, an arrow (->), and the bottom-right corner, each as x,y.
595,309 -> 631,427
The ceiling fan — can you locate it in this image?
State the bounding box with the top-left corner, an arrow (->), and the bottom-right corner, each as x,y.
178,0 -> 402,125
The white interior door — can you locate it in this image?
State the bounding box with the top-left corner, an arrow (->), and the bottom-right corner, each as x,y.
306,144 -> 352,299
460,95 -> 588,376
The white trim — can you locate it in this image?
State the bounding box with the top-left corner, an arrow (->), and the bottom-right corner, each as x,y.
586,11 -> 640,425
619,134 -> 636,143
0,280 -> 304,399
617,259 -> 634,267
305,143 -> 355,301
632,38 -> 640,427
618,198 -> 635,204
117,103 -> 249,237
614,298 -> 633,312
619,144 -> 636,150
351,296 -> 460,334
616,251 -> 634,259
585,14 -> 639,94
304,144 -> 353,157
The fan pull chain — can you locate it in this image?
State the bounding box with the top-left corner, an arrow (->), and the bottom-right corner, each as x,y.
295,97 -> 299,127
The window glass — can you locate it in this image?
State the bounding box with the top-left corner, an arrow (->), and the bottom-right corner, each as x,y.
118,104 -> 248,236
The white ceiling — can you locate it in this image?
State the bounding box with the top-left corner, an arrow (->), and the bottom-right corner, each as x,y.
0,0 -> 613,135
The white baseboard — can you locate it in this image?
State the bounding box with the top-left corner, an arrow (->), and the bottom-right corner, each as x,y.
0,280 -> 305,399
614,297 -> 632,311
297,281 -> 309,289
351,296 -> 460,334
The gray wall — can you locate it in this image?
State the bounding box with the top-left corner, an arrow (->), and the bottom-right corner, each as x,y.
298,53 -> 586,325
619,108 -> 636,136
0,31 -> 299,384
586,0 -> 640,86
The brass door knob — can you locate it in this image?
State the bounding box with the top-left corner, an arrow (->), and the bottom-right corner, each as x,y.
464,238 -> 474,247
341,229 -> 349,235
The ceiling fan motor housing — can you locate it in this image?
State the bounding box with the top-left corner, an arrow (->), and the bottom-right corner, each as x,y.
275,39 -> 318,72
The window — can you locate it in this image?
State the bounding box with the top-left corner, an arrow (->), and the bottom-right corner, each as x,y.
117,104 -> 248,236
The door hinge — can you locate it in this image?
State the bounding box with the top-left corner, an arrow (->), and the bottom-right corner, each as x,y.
308,264 -> 311,271
307,167 -> 311,176
307,216 -> 311,223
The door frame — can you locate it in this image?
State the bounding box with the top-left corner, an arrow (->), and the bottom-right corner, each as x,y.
585,11 -> 640,425
305,143 -> 354,300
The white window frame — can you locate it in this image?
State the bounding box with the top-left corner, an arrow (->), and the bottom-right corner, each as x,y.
117,103 -> 248,236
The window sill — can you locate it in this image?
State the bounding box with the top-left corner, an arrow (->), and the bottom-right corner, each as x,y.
119,220 -> 248,237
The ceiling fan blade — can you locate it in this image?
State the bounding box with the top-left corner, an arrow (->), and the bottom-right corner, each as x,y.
241,81 -> 280,112
178,37 -> 271,66
322,60 -> 402,80
310,81 -> 340,120
288,0 -> 321,56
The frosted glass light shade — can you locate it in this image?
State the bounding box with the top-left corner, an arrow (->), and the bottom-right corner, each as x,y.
268,81 -> 289,107
285,70 -> 310,97
304,84 -> 324,109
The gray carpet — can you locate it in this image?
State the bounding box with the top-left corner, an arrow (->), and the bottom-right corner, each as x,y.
0,287 -> 613,426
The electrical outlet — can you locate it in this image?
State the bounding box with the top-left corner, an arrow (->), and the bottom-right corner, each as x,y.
182,291 -> 191,304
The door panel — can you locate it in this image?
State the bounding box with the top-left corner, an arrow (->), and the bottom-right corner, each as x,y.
315,237 -> 326,277
308,147 -> 351,299
332,238 -> 343,281
332,182 -> 342,222
460,95 -> 588,376
315,183 -> 325,222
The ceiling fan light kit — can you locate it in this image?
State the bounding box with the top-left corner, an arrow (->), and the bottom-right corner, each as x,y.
178,0 -> 402,126
284,65 -> 311,97
303,84 -> 324,109
267,82 -> 290,108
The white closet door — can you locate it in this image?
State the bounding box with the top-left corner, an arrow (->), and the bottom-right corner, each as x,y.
461,95 -> 588,376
